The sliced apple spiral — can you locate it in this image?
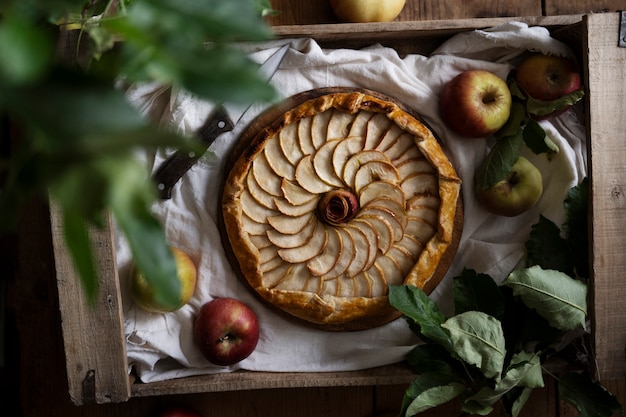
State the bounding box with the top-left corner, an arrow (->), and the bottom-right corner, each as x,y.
222,89 -> 462,330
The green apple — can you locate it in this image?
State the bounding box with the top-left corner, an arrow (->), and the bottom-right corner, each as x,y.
130,246 -> 197,313
475,156 -> 543,217
329,0 -> 406,23
440,69 -> 512,138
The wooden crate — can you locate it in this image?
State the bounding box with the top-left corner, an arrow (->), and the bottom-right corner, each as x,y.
50,13 -> 626,405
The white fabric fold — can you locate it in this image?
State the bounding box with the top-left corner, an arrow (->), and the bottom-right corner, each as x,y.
118,22 -> 587,383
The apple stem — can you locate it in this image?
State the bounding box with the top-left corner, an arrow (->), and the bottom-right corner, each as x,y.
509,170 -> 521,186
217,334 -> 234,343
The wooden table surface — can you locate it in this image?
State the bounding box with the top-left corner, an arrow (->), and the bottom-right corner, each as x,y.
5,1 -> 626,417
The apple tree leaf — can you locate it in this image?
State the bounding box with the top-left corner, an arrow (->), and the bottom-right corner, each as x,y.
453,269 -> 506,319
475,131 -> 524,190
494,101 -> 527,140
462,401 -> 494,416
466,351 -> 543,408
388,285 -> 453,351
0,15 -> 54,84
525,88 -> 585,118
559,372 -> 624,417
400,372 -> 466,417
503,266 -> 587,331
522,118 -> 553,155
406,343 -> 462,376
526,215 -> 573,275
58,206 -> 99,303
441,311 -> 506,380
563,178 -> 589,278
502,386 -> 535,417
508,79 -> 585,118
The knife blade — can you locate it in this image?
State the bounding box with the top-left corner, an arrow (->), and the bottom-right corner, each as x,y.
153,44 -> 290,199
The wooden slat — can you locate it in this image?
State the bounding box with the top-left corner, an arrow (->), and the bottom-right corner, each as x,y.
131,364 -> 416,398
271,15 -> 584,57
266,0 -> 542,25
584,12 -> 626,381
545,0 -> 626,16
50,206 -> 131,404
179,386 -> 375,417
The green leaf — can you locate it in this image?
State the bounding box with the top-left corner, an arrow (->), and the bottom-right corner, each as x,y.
504,266 -> 587,331
0,16 -> 54,84
563,178 -> 589,278
525,88 -> 585,118
462,400 -> 494,416
509,78 -> 585,118
105,157 -> 181,310
502,386 -> 534,417
441,311 -> 506,380
60,207 -> 99,303
406,344 -> 461,376
559,372 -> 624,417
526,215 -> 573,275
388,285 -> 453,351
101,0 -> 277,104
494,101 -> 527,140
453,269 -> 506,319
523,118 -> 554,155
475,132 -> 524,190
400,372 -> 466,416
466,351 -> 543,407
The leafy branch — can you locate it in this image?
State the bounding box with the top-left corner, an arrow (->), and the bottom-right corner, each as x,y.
390,179 -> 624,417
475,77 -> 585,190
0,0 -> 278,306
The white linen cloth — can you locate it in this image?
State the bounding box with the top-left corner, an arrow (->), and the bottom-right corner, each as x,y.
118,21 -> 587,383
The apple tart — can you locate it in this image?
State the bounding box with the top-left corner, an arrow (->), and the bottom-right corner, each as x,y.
221,88 -> 462,331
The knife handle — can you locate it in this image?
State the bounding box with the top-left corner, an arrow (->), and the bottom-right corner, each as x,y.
153,105 -> 235,199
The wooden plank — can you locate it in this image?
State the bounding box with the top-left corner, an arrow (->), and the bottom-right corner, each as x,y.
50,206 -> 131,404
271,15 -> 584,56
177,387 -> 374,417
266,0 -> 542,25
584,12 -> 626,381
131,364 -> 416,397
545,0 -> 626,16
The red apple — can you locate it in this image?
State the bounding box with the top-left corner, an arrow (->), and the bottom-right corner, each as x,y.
514,54 -> 582,119
193,298 -> 260,366
155,404 -> 203,417
475,156 -> 543,217
440,70 -> 512,138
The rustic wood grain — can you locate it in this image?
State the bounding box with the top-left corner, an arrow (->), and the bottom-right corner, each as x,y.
267,0 -> 543,25
50,206 -> 131,405
584,12 -> 626,382
7,2 -> 626,417
545,0 -> 626,15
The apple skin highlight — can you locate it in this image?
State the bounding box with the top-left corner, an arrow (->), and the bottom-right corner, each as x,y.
440,70 -> 512,138
514,54 -> 582,119
329,0 -> 406,23
194,298 -> 260,366
475,156 -> 543,217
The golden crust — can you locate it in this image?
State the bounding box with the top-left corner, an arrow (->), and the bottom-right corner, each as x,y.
221,89 -> 462,331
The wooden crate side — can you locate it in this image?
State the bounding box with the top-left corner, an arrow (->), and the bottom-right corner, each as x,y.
584,12 -> 626,381
131,363 -> 415,398
266,0 -> 543,25
50,204 -> 131,404
272,15 -> 583,56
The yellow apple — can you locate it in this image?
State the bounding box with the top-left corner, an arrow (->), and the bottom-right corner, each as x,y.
130,247 -> 197,313
329,0 -> 406,23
